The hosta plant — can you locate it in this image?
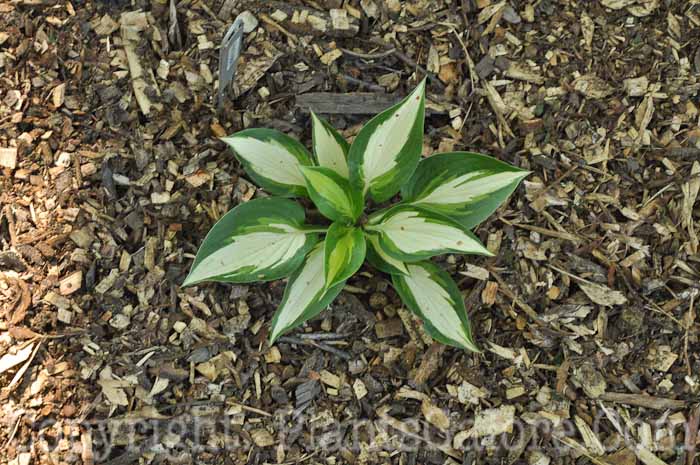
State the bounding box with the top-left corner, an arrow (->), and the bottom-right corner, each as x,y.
183,79 -> 529,352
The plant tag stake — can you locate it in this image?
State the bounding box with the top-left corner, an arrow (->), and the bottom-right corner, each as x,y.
217,17 -> 244,110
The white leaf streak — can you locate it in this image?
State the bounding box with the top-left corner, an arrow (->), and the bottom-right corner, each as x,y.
417,170 -> 526,205
226,136 -> 305,186
368,234 -> 408,274
371,210 -> 489,255
187,224 -> 306,283
361,82 -> 424,192
313,114 -> 349,178
271,246 -> 326,340
403,264 -> 473,348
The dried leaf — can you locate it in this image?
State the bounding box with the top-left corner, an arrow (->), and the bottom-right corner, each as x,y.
0,344 -> 34,374
578,282 -> 627,306
97,378 -> 129,406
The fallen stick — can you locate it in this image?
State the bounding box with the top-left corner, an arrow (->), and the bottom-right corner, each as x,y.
599,392 -> 686,410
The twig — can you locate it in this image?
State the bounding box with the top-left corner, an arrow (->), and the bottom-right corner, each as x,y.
449,27 -> 477,91
367,38 -> 446,91
599,392 -> 686,410
3,205 -> 17,245
547,264 -> 596,285
503,220 -> 582,244
666,147 -> 700,159
297,332 -> 349,341
259,13 -> 298,45
3,412 -> 22,448
194,0 -> 225,26
1,339 -> 43,400
686,404 -> 700,465
488,269 -> 541,322
683,293 -> 694,377
226,400 -> 272,417
552,436 -> 614,465
278,336 -> 350,359
339,47 -> 396,60
529,165 -> 578,204
377,407 -> 461,460
338,74 -> 386,92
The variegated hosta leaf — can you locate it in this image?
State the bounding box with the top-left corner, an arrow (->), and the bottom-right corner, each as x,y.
392,261 -> 479,352
402,152 -> 530,228
348,79 -> 426,202
300,166 -> 363,222
365,205 -> 493,262
269,242 -> 345,343
324,224 -> 366,289
222,128 -> 313,197
365,234 -> 408,275
182,198 -> 318,286
311,111 -> 350,178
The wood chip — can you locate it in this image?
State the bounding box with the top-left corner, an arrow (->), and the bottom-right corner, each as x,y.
578,282 -> 628,306
0,344 -> 34,374
573,74 -> 615,99
353,378 -> 367,400
481,281 -> 498,306
59,270 -> 82,295
319,370 -> 340,389
52,83 -> 66,108
374,318 -> 403,339
472,405 -> 515,437
251,428 -> 275,447
421,399 -> 450,431
0,147 -> 18,170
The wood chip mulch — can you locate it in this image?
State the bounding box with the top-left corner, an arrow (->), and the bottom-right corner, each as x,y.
1,1 -> 699,464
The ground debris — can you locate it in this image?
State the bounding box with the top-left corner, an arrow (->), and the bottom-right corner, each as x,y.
1,0 -> 698,463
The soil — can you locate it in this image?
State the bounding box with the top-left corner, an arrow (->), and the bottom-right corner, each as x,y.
1,1 -> 699,464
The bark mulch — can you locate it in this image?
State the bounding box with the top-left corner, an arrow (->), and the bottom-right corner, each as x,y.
1,1 -> 699,464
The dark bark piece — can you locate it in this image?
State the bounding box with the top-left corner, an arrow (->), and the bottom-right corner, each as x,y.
411,342 -> 445,386
295,379 -> 320,409
296,92 -> 401,115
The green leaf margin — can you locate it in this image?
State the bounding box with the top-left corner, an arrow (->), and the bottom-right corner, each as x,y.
392,261 -> 480,352
182,198 -> 317,286
222,128 -> 313,197
300,166 -> 364,223
347,79 -> 426,203
324,223 -> 366,289
402,151 -> 530,229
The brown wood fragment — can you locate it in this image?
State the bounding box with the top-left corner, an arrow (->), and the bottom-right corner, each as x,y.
374,318 -> 403,339
599,392 -> 686,410
411,342 -> 444,386
481,281 -> 498,306
1,274 -> 31,325
59,270 -> 82,295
